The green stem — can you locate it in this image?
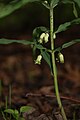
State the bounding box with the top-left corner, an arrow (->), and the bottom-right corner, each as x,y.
50,6 -> 67,120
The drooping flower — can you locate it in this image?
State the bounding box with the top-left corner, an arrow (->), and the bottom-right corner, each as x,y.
35,55 -> 42,64
38,32 -> 49,44
58,52 -> 64,63
44,33 -> 49,43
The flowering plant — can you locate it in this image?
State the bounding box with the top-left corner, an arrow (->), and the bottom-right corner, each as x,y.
0,0 -> 80,120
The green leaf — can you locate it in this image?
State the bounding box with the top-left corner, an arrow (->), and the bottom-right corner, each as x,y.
33,26 -> 48,39
55,39 -> 80,52
73,0 -> 80,8
62,39 -> 80,49
60,0 -> 73,4
41,50 -> 52,71
51,0 -> 59,8
0,38 -> 34,45
55,18 -> 80,33
4,109 -> 14,114
35,44 -> 46,50
20,106 -> 33,113
14,109 -> 19,116
72,2 -> 78,18
60,0 -> 78,17
0,0 -> 40,19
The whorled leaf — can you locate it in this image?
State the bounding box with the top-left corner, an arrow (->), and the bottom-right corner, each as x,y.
0,0 -> 40,19
55,18 -> 80,34
54,39 -> 80,52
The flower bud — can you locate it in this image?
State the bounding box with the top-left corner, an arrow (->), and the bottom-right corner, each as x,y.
44,1 -> 48,4
53,33 -> 56,39
35,55 -> 42,64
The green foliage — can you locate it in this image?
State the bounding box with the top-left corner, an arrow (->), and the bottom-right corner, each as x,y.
55,18 -> 80,33
55,39 -> 80,52
73,0 -> 80,8
20,106 -> 33,113
0,0 -> 79,72
33,26 -> 48,39
60,0 -> 79,17
4,109 -> 19,120
0,1 -> 80,120
4,105 -> 33,120
51,0 -> 59,8
0,0 -> 40,18
60,0 -> 80,8
0,38 -> 33,45
41,50 -> 52,70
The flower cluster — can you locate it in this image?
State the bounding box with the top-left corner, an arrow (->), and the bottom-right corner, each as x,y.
38,32 -> 49,44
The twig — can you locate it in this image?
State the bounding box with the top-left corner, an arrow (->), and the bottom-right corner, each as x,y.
26,93 -> 80,103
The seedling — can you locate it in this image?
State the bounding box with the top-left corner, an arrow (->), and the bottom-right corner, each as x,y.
2,106 -> 33,120
0,0 -> 80,120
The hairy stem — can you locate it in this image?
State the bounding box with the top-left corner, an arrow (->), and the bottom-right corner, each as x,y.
50,6 -> 67,120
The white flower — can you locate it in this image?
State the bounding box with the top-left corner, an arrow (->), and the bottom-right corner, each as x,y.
44,33 -> 49,43
38,32 -> 49,44
35,55 -> 42,64
58,52 -> 64,63
40,33 -> 45,39
38,33 -> 45,43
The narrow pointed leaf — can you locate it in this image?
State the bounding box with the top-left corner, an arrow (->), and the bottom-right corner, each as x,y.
0,0 -> 40,19
55,18 -> 80,33
55,39 -> 80,52
73,0 -> 80,8
0,38 -> 34,45
51,0 -> 59,8
4,109 -> 14,114
60,0 -> 78,17
41,50 -> 52,71
73,2 -> 78,18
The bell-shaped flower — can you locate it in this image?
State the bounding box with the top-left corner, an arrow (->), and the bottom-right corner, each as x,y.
44,33 -> 49,43
35,55 -> 42,64
38,33 -> 45,43
58,52 -> 64,63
